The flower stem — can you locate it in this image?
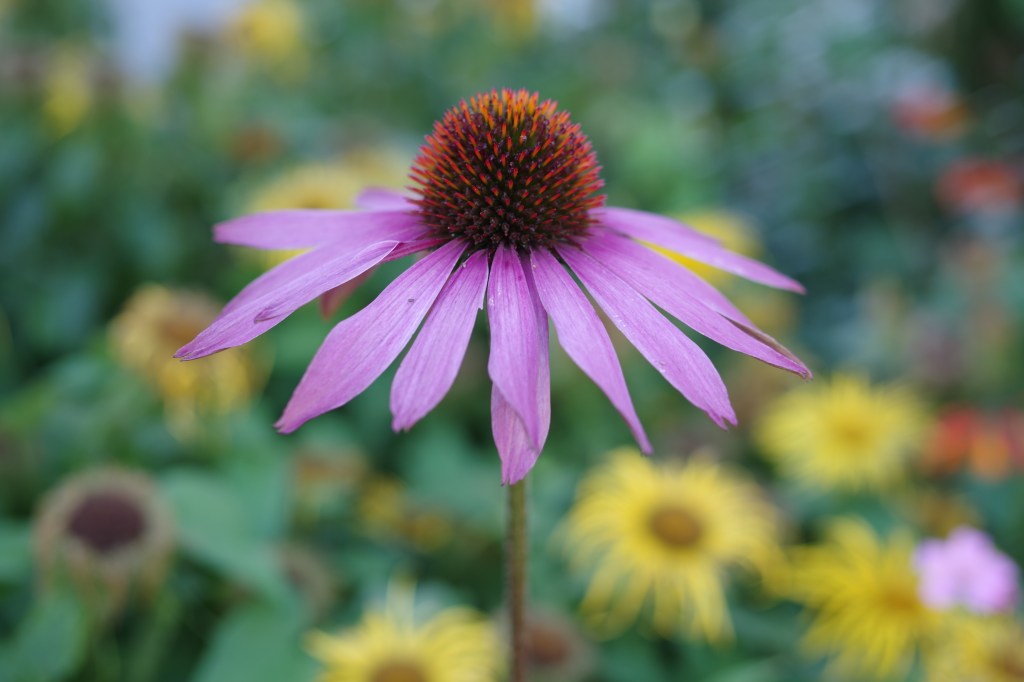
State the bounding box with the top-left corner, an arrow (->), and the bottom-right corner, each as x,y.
507,477 -> 528,682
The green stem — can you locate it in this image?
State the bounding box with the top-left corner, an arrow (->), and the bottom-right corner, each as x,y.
507,478 -> 528,682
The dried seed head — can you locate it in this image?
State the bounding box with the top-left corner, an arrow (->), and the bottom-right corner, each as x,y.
33,468 -> 175,618
67,490 -> 147,553
411,89 -> 604,251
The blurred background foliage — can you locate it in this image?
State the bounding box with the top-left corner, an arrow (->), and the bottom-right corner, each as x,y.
1,0 -> 1023,680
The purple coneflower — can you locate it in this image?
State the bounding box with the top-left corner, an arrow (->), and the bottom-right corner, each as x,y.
177,89 -> 809,483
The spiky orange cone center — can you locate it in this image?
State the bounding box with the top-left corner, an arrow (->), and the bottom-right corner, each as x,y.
411,89 -> 605,251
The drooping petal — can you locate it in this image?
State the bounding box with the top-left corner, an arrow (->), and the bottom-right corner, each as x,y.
493,384 -> 543,485
586,230 -> 753,325
487,246 -> 544,449
313,236 -> 448,320
595,207 -> 805,292
275,240 -> 467,433
593,207 -> 720,248
530,248 -> 651,452
355,188 -> 416,211
214,209 -> 427,250
176,240 -> 399,360
582,232 -> 811,378
390,250 -> 490,431
219,236 -> 438,319
559,245 -> 736,428
492,259 -> 550,484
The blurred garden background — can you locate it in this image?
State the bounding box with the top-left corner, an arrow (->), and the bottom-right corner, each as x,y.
2,0 -> 1024,680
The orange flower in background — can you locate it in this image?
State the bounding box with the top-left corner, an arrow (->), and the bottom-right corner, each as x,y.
922,407 -> 1024,480
937,159 -> 1022,214
891,87 -> 968,141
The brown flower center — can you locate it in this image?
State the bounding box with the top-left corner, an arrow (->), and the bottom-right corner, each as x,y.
525,621 -> 571,668
370,661 -> 428,682
410,88 -> 605,251
647,505 -> 703,548
832,417 -> 872,451
877,586 -> 921,615
991,650 -> 1024,679
67,490 -> 146,553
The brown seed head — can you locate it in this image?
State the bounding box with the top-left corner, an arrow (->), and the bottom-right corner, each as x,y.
410,89 -> 604,251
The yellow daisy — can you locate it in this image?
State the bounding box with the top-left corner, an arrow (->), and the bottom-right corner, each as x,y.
228,0 -> 307,78
563,448 -> 783,642
484,0 -> 537,42
248,152 -> 409,214
926,615 -> 1024,682
786,518 -> 936,680
756,373 -> 928,492
307,587 -> 503,682
109,285 -> 263,438
43,45 -> 93,137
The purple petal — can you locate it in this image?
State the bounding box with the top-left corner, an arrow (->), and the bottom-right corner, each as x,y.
275,240 -> 466,433
582,232 -> 810,378
594,207 -> 721,247
487,246 -> 545,449
219,236 -> 438,319
318,272 -> 374,319
559,245 -> 736,428
355,188 -> 416,211
492,260 -> 550,484
530,249 -> 651,452
918,568 -> 959,609
589,230 -> 755,326
595,207 -> 805,292
966,556 -> 1019,613
390,251 -> 490,431
176,240 -> 399,360
214,209 -> 427,250
311,238 -> 448,323
493,385 -> 544,485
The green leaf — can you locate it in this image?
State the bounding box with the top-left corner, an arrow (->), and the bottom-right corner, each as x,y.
5,589 -> 88,682
190,601 -> 318,682
220,429 -> 289,538
0,520 -> 32,582
160,471 -> 288,601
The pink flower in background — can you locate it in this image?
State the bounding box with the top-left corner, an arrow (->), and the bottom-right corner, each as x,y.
176,89 -> 809,483
916,526 -> 1019,613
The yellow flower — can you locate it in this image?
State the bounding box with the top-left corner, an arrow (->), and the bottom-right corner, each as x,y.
228,0 -> 307,77
244,152 -> 409,268
109,285 -> 263,438
563,448 -> 783,642
756,373 -> 928,492
307,587 -> 503,682
925,615 -> 1024,682
484,0 -> 537,42
43,46 -> 93,137
786,518 -> 936,680
654,210 -> 761,286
